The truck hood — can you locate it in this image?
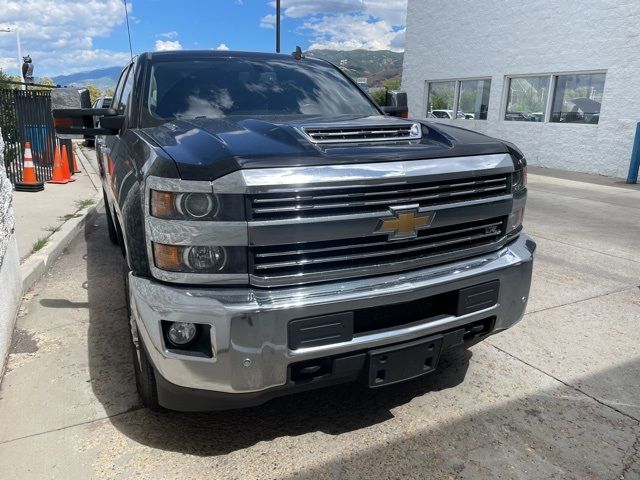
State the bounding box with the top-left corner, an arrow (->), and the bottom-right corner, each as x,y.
140,115 -> 510,181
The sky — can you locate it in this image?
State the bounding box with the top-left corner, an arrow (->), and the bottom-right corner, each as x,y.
0,0 -> 407,77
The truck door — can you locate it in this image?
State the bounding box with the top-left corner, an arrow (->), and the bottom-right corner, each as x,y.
101,63 -> 134,205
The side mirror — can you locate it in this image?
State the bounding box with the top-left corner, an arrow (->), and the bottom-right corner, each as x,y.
382,90 -> 409,118
52,108 -> 123,136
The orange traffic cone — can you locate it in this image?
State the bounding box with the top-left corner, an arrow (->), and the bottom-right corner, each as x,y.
48,144 -> 69,184
71,147 -> 81,174
61,144 -> 75,182
15,142 -> 44,192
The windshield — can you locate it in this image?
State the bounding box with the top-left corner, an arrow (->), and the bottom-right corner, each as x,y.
145,58 -> 380,120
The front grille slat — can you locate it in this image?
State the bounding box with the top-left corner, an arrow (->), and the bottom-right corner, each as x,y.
254,230 -> 501,270
252,176 -> 507,204
250,217 -> 507,281
255,221 -> 504,259
249,174 -> 510,220
252,185 -> 508,215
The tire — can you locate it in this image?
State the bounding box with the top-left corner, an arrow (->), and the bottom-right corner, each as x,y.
126,269 -> 160,411
103,190 -> 119,245
132,336 -> 161,411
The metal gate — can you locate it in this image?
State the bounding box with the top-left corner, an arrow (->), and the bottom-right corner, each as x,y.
0,88 -> 56,185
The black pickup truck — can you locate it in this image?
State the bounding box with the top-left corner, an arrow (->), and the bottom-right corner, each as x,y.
54,50 -> 534,411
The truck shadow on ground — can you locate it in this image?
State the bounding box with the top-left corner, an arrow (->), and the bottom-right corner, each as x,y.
83,211 -> 472,456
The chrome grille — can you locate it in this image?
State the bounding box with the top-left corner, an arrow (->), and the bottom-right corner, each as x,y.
250,217 -> 506,283
249,174 -> 510,221
300,123 -> 421,144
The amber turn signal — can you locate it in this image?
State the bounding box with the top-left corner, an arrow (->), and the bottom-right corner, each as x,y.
153,243 -> 183,272
150,190 -> 177,219
53,117 -> 73,128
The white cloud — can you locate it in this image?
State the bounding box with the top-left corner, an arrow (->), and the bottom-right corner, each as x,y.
271,0 -> 406,24
215,43 -> 230,51
302,13 -> 406,52
260,14 -> 277,29
155,40 -> 183,51
0,0 -> 131,76
264,0 -> 408,51
157,31 -> 178,39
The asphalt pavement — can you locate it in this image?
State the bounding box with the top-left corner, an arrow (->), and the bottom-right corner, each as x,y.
0,172 -> 639,479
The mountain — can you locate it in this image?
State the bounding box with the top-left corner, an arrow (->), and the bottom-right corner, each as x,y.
305,49 -> 404,87
51,49 -> 404,92
52,66 -> 122,91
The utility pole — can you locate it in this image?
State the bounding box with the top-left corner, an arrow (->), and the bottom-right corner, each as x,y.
276,0 -> 281,53
0,26 -> 25,89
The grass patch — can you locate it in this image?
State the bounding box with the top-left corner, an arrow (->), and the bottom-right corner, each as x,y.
44,225 -> 60,233
31,237 -> 48,253
75,198 -> 95,210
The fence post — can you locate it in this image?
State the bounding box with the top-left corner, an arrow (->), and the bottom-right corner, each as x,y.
626,122 -> 640,184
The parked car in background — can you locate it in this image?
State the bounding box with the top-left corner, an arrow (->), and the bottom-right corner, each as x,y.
83,96 -> 112,146
429,109 -> 470,119
54,50 -> 534,412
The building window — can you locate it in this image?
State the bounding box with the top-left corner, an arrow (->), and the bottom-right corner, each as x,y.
505,76 -> 549,122
458,79 -> 491,120
550,73 -> 605,124
427,81 -> 456,118
426,78 -> 491,120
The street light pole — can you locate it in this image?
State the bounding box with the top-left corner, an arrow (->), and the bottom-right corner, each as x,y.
0,26 -> 25,88
15,28 -> 23,84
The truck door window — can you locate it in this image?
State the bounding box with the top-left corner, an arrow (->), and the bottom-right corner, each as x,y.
117,67 -> 135,113
111,66 -> 130,113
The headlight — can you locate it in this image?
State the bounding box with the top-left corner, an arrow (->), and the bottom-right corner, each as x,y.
512,166 -> 527,192
150,190 -> 219,220
153,243 -> 245,273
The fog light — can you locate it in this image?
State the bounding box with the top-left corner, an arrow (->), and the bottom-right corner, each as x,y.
167,322 -> 197,346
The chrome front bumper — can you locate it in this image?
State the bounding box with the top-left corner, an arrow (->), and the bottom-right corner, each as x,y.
129,234 -> 535,397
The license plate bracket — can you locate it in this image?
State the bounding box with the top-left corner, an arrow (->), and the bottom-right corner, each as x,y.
366,335 -> 444,388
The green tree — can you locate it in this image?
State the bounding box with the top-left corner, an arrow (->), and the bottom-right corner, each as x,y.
0,71 -> 22,89
104,87 -> 115,98
370,87 -> 387,106
382,78 -> 401,91
31,77 -> 56,91
370,78 -> 402,106
85,84 -> 102,104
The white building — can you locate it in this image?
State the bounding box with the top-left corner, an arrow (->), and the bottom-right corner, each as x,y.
401,0 -> 640,178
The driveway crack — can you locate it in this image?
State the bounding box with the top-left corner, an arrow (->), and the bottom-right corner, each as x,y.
486,342 -> 640,424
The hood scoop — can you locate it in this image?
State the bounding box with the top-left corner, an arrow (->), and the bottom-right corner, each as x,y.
299,122 -> 422,144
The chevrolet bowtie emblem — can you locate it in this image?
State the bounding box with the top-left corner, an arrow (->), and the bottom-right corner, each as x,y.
376,205 -> 435,240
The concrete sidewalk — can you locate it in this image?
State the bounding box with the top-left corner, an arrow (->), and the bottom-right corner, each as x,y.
12,144 -> 100,262
0,170 -> 638,479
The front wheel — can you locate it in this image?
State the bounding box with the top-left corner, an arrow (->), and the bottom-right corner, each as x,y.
131,334 -> 161,411
125,269 -> 161,411
103,190 -> 118,245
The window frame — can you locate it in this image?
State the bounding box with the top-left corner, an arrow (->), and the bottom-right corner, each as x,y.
424,76 -> 492,121
501,70 -> 606,125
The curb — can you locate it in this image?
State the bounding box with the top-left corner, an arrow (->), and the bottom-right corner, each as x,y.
74,144 -> 101,190
19,190 -> 103,294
